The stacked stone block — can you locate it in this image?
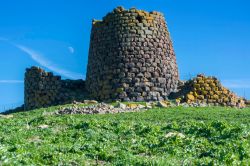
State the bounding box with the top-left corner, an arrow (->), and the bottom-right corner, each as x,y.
170,74 -> 246,108
86,7 -> 179,101
24,66 -> 86,110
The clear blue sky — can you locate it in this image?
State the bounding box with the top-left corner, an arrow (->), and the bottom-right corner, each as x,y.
0,0 -> 249,111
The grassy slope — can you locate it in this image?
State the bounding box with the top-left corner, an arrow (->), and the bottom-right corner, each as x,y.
0,105 -> 250,165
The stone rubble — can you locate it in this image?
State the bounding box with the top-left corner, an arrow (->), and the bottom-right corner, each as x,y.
170,74 -> 246,108
116,102 -> 127,109
54,98 -> 247,115
145,102 -> 153,109
157,100 -> 171,108
55,103 -> 147,115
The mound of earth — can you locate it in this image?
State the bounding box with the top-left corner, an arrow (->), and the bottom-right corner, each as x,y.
170,74 -> 246,108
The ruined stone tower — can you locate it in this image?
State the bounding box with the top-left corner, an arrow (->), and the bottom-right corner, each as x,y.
86,7 -> 179,101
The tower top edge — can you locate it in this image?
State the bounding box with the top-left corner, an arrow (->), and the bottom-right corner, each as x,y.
92,6 -> 164,26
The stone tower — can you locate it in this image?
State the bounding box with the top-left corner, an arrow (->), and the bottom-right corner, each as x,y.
86,7 -> 179,101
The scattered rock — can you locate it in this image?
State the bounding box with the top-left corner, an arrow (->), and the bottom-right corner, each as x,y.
175,98 -> 181,106
127,103 -> 139,109
55,103 -> 147,115
165,132 -> 185,139
0,114 -> 14,119
236,99 -> 246,109
199,103 -> 208,107
38,125 -> 49,129
72,101 -> 82,105
187,94 -> 195,101
83,100 -> 98,104
116,103 -> 127,109
181,103 -> 190,108
157,101 -> 171,108
116,103 -> 145,110
145,102 -> 152,109
42,111 -> 54,116
137,104 -> 146,109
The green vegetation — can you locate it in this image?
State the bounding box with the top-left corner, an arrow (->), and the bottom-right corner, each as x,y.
0,105 -> 250,165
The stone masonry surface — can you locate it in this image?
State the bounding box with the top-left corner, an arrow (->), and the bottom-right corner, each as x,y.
86,6 -> 179,102
24,66 -> 86,110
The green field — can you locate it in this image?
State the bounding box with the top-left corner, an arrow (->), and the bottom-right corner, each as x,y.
0,105 -> 250,165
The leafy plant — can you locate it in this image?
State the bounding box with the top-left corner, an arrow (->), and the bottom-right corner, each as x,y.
0,105 -> 249,165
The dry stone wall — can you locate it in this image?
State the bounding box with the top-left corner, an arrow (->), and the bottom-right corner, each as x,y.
24,66 -> 86,110
86,7 -> 179,102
